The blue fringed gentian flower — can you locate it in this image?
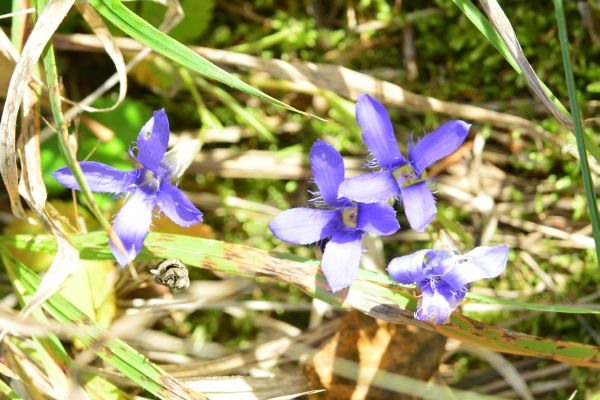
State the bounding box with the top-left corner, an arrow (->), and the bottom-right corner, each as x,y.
269,139 -> 400,292
387,245 -> 509,324
53,109 -> 203,266
339,94 -> 470,232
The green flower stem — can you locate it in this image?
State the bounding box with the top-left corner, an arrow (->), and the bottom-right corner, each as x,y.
37,0 -> 125,255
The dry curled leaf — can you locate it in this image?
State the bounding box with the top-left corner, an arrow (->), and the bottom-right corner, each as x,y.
74,2 -> 128,113
0,0 -> 75,219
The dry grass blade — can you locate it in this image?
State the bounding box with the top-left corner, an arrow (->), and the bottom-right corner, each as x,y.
74,2 -> 127,112
14,88 -> 79,326
0,236 -> 78,344
0,307 -> 82,338
164,321 -> 340,378
0,8 -> 36,20
181,374 -> 315,400
0,0 -> 75,219
158,0 -> 185,32
270,389 -> 327,400
479,0 -> 573,128
449,341 -> 534,400
0,31 -> 80,345
188,149 -> 363,179
19,236 -> 78,313
17,76 -> 46,212
51,33 -> 536,131
3,339 -> 57,398
37,0 -> 182,139
473,363 -> 571,395
52,32 -> 600,171
0,26 -> 20,61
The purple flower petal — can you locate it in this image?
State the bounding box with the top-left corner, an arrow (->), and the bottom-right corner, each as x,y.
321,229 -> 363,292
400,181 -> 436,232
356,202 -> 400,236
310,139 -> 348,208
408,120 -> 470,176
52,162 -> 140,193
356,94 -> 406,169
441,245 -> 509,290
109,189 -> 156,266
338,171 -> 399,204
387,249 -> 434,284
157,181 -> 203,227
269,208 -> 341,245
136,109 -> 170,171
416,283 -> 454,324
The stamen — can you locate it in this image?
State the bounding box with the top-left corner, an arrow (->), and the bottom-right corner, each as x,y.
364,156 -> 381,170
407,133 -> 415,150
308,189 -> 332,208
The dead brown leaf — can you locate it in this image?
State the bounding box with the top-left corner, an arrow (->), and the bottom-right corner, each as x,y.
305,311 -> 446,400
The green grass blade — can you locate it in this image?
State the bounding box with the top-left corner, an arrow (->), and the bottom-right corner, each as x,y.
10,0 -> 26,50
554,0 -> 600,266
0,377 -> 20,399
453,0 -> 519,71
195,75 -> 276,143
466,292 -> 600,314
0,250 -> 205,400
5,255 -> 127,400
41,30 -> 116,241
87,0 -> 315,119
311,348 -> 505,400
4,231 -> 600,367
227,24 -> 302,54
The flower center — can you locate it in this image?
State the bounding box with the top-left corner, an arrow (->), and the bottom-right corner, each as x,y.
392,164 -> 426,187
342,207 -> 358,228
139,169 -> 161,192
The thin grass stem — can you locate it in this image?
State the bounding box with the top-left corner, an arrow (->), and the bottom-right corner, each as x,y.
554,0 -> 600,266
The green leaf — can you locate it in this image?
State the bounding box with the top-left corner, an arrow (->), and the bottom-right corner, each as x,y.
138,0 -> 215,43
88,0 -> 314,118
585,82 -> 600,93
586,82 -> 600,93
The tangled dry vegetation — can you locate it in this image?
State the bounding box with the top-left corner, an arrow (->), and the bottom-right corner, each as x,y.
1,1 -> 600,399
